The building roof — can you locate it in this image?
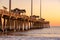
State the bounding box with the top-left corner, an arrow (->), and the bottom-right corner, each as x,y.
11,8 -> 26,14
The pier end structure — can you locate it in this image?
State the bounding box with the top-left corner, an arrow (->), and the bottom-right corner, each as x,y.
32,18 -> 50,29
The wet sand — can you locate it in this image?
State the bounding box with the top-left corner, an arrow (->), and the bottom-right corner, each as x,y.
0,27 -> 60,40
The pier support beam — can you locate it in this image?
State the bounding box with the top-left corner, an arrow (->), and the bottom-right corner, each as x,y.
45,23 -> 50,28
6,18 -> 10,31
28,22 -> 31,30
18,21 -> 21,31
16,20 -> 19,31
10,19 -> 11,30
24,22 -> 28,30
10,19 -> 14,31
30,22 -> 32,29
16,20 -> 18,30
22,23 -> 24,31
26,22 -> 29,30
39,23 -> 43,28
30,22 -> 33,29
2,18 -> 5,33
0,15 -> 2,31
14,20 -> 17,32
5,19 -> 7,33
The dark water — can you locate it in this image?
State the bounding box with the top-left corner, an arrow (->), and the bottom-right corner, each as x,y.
0,26 -> 60,40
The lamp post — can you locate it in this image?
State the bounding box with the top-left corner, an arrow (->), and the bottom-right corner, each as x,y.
9,0 -> 11,12
31,0 -> 33,16
9,0 -> 12,30
30,0 -> 33,29
40,0 -> 42,19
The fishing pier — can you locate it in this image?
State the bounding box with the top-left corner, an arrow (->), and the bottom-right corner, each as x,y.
0,9 -> 50,33
0,0 -> 50,33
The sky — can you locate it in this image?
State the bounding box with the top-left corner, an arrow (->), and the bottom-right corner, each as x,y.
0,0 -> 60,26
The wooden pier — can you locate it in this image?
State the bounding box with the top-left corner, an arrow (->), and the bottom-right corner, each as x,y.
0,9 -> 50,33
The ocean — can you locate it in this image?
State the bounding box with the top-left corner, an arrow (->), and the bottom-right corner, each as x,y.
0,26 -> 60,40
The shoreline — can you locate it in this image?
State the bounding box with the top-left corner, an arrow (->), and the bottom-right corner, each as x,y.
0,31 -> 60,38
